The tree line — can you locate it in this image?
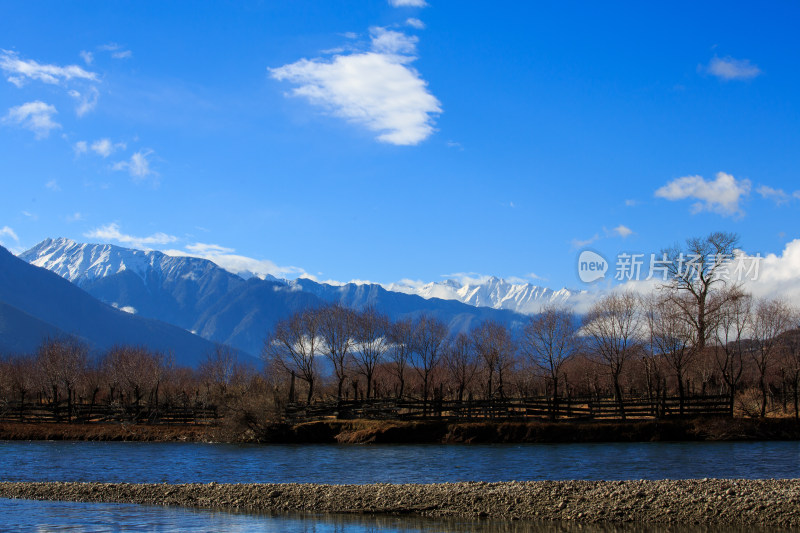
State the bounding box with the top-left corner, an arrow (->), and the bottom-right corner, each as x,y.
0,341 -> 273,429
264,232 -> 800,419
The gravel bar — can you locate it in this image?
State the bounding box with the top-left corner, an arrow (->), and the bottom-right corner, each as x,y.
1,479 -> 799,526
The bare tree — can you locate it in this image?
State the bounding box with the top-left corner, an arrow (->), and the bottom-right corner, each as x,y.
444,332 -> 479,401
103,345 -> 164,419
36,337 -> 88,421
388,318 -> 414,399
472,320 -> 515,400
200,345 -> 239,395
263,309 -> 322,404
3,354 -> 37,418
352,307 -> 390,399
317,304 -> 356,401
646,294 -> 696,415
750,297 -> 798,417
713,289 -> 752,415
411,314 -> 449,406
582,291 -> 643,419
522,305 -> 579,419
782,329 -> 800,419
661,231 -> 740,353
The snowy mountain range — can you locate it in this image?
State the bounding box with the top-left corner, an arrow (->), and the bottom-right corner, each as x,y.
19,238 -> 549,358
386,277 -> 580,315
23,238 -> 585,317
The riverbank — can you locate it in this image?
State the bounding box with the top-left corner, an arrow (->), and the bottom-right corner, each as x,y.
2,417 -> 799,443
1,479 -> 799,526
0,421 -> 218,442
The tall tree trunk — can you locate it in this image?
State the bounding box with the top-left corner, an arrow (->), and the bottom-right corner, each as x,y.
677,369 -> 685,416
551,376 -> 559,421
306,378 -> 314,405
613,375 -> 625,420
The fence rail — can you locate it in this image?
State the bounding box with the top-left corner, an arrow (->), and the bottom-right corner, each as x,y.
284,395 -> 731,422
0,401 -> 218,425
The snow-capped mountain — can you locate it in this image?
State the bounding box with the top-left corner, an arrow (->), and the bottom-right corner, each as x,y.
386,277 -> 581,315
24,237 -> 229,288
0,244 -> 220,365
19,238 -> 531,357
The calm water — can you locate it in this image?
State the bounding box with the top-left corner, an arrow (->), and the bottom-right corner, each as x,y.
2,440 -> 800,483
1,440 -> 799,531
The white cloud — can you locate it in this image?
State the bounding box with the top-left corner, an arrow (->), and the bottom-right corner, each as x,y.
45,179 -> 60,191
706,56 -> 761,81
406,18 -> 426,29
80,51 -> 94,65
85,223 -> 177,249
92,138 -> 114,157
22,211 -> 38,220
369,27 -> 418,55
98,43 -> 132,59
389,0 -> 428,6
164,242 -> 310,280
0,49 -> 98,86
624,199 -> 638,207
77,138 -> 126,157
112,303 -> 137,314
0,226 -> 20,252
571,234 -> 600,248
611,225 -> 634,238
270,25 -> 441,145
654,172 -> 751,217
113,150 -> 156,182
69,86 -> 99,116
66,212 -> 83,222
185,242 -> 235,255
0,226 -> 19,242
3,101 -> 61,139
90,138 -> 125,157
743,239 -> 800,304
756,185 -> 791,205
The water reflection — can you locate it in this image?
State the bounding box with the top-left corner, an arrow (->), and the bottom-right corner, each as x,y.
0,499 -> 791,533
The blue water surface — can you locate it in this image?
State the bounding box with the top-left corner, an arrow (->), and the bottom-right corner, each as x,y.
1,440 -> 799,483
1,440 -> 799,531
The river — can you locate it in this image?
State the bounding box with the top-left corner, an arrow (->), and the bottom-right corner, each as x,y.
1,440 -> 799,530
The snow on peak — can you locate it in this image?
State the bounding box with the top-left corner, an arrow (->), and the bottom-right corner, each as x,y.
19,238 -> 225,286
385,276 -> 581,314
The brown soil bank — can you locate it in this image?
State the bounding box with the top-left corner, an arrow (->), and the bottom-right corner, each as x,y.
264,417 -> 800,444
2,417 -> 800,444
0,422 -> 220,442
1,479 -> 799,526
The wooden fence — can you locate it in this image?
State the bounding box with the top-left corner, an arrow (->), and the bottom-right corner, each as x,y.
284,395 -> 731,422
0,401 -> 218,425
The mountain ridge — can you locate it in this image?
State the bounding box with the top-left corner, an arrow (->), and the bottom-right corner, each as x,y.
20,238 -> 536,356
0,244 -> 225,366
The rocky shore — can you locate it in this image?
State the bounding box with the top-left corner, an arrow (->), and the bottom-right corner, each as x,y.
1,479 -> 799,527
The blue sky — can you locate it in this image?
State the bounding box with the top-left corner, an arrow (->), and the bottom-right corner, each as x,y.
2,1 -> 799,290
